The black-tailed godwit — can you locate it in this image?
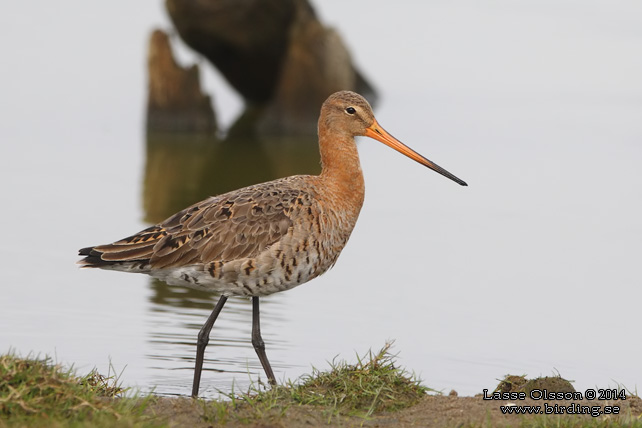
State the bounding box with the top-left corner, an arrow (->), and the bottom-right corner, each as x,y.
79,91 -> 467,397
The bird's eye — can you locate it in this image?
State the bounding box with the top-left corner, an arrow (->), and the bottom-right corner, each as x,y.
345,107 -> 356,115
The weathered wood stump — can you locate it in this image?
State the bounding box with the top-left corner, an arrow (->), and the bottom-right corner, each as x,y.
165,0 -> 376,134
146,29 -> 217,134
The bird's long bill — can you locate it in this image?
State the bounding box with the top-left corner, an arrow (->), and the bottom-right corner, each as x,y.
365,119 -> 468,186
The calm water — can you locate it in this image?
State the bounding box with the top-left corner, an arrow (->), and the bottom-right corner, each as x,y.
1,1 -> 641,398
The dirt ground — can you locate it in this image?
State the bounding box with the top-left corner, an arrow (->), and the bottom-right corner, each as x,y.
144,392 -> 642,427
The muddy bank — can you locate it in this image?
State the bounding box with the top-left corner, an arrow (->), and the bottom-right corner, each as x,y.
144,392 -> 642,427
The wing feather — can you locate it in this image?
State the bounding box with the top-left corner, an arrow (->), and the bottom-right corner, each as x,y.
79,178 -> 314,269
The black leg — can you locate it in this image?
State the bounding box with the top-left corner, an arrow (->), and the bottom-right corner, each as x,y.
251,296 -> 276,385
192,295 -> 228,398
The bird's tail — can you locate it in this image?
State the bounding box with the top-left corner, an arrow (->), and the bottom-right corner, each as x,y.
77,226 -> 165,271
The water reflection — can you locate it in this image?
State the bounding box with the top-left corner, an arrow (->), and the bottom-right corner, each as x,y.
143,133 -> 320,223
142,133 -> 320,394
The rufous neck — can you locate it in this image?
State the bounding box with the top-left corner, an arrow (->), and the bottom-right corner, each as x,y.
318,127 -> 365,205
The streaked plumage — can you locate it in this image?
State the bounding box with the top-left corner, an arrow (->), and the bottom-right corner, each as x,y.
79,91 -> 467,397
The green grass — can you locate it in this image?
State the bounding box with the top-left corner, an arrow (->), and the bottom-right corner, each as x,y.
288,341 -> 430,413
0,352 -> 161,428
3,346 -> 640,427
202,341 -> 431,424
1,344 -> 425,427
